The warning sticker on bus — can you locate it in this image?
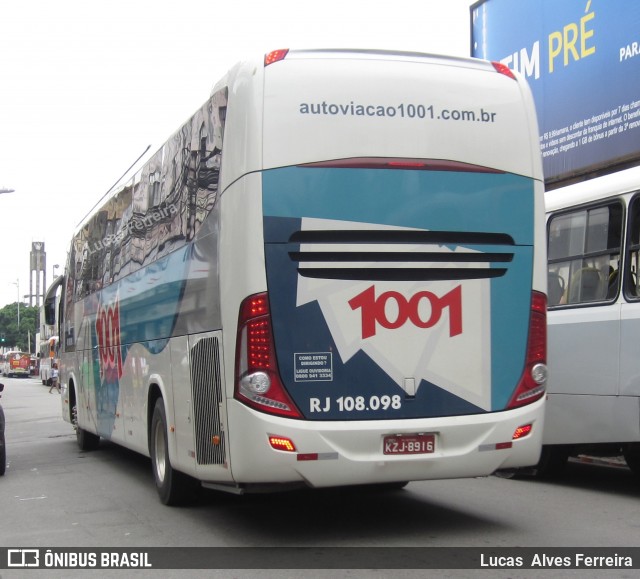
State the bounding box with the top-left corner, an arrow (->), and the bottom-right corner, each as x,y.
294,352 -> 333,382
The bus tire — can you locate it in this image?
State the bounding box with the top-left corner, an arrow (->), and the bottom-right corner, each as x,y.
623,445 -> 640,477
0,434 -> 6,476
73,403 -> 100,451
535,445 -> 570,478
369,481 -> 409,491
150,399 -> 198,506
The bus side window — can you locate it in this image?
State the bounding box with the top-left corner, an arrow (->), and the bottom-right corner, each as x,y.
547,271 -> 565,306
625,195 -> 640,298
607,267 -> 619,299
548,202 -> 622,306
568,267 -> 603,303
629,267 -> 639,297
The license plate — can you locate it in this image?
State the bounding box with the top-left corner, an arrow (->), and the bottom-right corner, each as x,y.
383,433 -> 435,455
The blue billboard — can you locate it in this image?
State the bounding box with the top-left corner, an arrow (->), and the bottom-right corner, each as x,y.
472,0 -> 640,184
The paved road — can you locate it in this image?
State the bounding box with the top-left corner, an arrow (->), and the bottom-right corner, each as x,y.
1,376 -> 639,578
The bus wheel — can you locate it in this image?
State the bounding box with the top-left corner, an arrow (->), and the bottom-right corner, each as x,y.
369,481 -> 409,491
535,445 -> 570,478
150,399 -> 198,506
73,403 -> 100,451
623,445 -> 640,477
0,434 -> 6,476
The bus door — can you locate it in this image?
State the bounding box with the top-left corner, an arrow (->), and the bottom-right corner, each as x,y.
620,195 -> 640,401
546,201 -> 623,443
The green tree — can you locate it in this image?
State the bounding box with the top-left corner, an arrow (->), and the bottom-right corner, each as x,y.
0,302 -> 39,352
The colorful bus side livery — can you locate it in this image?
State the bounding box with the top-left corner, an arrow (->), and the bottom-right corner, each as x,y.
48,49 -> 547,505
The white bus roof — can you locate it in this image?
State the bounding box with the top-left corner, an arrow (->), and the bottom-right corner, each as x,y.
545,165 -> 640,213
219,48 -> 542,187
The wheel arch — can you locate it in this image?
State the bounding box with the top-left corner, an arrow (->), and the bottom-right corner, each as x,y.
147,381 -> 164,452
67,375 -> 77,424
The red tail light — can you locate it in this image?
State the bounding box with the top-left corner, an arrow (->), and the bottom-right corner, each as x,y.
268,435 -> 297,452
492,61 -> 516,80
513,423 -> 533,440
235,293 -> 302,418
300,158 -> 504,173
507,291 -> 547,409
264,49 -> 289,66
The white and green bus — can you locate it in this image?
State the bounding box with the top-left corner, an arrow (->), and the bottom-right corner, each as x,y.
46,49 -> 547,505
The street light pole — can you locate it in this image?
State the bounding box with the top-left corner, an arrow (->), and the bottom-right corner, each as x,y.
13,279 -> 20,330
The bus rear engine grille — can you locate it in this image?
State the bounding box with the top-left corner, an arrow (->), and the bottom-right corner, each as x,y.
288,230 -> 514,282
190,336 -> 226,465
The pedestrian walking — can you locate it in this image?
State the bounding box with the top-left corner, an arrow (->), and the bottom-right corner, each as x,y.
48,363 -> 60,393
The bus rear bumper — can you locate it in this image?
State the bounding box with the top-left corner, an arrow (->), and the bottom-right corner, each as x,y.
221,398 -> 545,488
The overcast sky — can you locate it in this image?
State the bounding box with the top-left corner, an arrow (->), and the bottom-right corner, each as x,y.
0,0 -> 473,310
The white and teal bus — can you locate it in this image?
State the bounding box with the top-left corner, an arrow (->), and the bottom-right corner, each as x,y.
45,49 -> 547,505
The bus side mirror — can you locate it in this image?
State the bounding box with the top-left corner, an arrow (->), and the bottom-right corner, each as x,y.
44,274 -> 64,326
44,300 -> 56,325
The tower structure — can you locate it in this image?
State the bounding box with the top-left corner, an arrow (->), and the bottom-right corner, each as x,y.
29,241 -> 46,307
